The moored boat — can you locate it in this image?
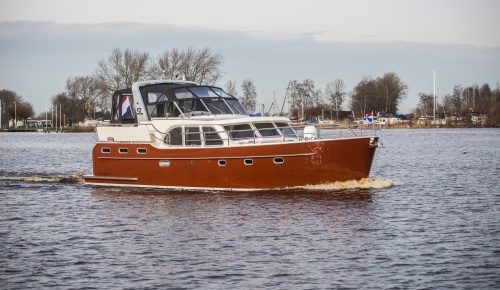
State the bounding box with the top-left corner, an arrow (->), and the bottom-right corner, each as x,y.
83,80 -> 381,191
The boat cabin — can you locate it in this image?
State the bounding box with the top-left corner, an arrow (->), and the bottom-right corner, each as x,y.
110,81 -> 248,125
105,80 -> 300,147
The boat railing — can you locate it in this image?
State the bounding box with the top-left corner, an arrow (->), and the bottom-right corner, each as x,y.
174,123 -> 381,147
291,122 -> 381,140
143,121 -> 381,147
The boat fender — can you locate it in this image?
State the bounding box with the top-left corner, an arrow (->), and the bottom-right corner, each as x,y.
369,137 -> 384,148
303,126 -> 318,140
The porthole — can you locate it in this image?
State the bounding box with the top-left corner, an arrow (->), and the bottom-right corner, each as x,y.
137,148 -> 147,154
159,160 -> 170,167
101,147 -> 111,153
218,160 -> 227,166
244,159 -> 253,165
119,148 -> 128,154
274,157 -> 284,164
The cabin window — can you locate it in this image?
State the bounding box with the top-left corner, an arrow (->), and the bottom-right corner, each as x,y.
218,160 -> 227,166
174,87 -> 245,116
174,88 -> 195,99
147,92 -> 168,117
211,87 -> 247,115
148,92 -> 167,103
275,122 -> 298,138
185,127 -> 201,146
254,122 -> 280,137
189,87 -> 232,114
101,147 -> 111,153
119,148 -> 128,154
168,127 -> 183,146
203,97 -> 233,114
224,124 -> 255,140
225,99 -> 247,115
189,87 -> 218,98
175,97 -> 209,116
212,87 -> 233,98
203,127 -> 223,146
244,159 -> 253,165
137,148 -> 147,154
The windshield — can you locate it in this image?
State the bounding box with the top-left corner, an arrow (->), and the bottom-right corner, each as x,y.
275,122 -> 298,138
173,86 -> 248,116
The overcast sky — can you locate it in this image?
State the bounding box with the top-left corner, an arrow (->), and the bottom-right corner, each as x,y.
1,0 -> 499,115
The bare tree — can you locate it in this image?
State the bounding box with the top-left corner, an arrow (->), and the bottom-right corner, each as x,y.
325,79 -> 346,119
225,80 -> 238,97
350,76 -> 376,117
151,48 -> 183,79
93,48 -> 150,96
418,93 -> 434,116
65,76 -> 99,121
288,79 -> 319,118
450,85 -> 463,113
0,89 -> 23,126
6,101 -> 34,125
300,79 -> 316,111
377,72 -> 408,113
486,83 -> 500,126
151,47 -> 224,85
350,73 -> 408,116
241,79 -> 257,113
288,80 -> 300,116
50,92 -> 73,125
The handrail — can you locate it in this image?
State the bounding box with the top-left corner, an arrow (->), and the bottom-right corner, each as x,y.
141,121 -> 381,147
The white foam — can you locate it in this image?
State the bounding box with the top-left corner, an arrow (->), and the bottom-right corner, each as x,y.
0,174 -> 85,184
296,178 -> 399,191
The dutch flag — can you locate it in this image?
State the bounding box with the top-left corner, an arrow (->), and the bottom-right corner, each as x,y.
364,111 -> 373,123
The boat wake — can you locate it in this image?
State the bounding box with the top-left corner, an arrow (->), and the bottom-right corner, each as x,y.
0,174 -> 85,184
296,178 -> 399,191
0,175 -> 397,192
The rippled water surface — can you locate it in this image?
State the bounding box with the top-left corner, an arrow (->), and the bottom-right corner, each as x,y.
1,129 -> 499,289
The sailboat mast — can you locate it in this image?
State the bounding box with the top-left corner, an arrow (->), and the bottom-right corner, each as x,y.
433,70 -> 436,121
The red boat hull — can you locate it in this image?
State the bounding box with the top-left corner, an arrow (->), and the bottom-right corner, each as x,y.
84,137 -> 378,190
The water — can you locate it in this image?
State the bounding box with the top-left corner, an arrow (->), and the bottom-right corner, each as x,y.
1,129 -> 499,289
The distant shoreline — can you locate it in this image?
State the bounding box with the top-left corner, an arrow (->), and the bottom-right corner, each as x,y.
2,123 -> 498,133
373,123 -> 498,129
0,127 -> 96,133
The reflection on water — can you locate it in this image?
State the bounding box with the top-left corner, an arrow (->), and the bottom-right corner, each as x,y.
88,186 -> 377,247
89,185 -> 376,224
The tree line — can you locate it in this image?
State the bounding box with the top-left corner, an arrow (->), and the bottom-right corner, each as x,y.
1,46 -> 499,127
0,47 -> 224,126
416,83 -> 500,125
226,72 -> 408,121
58,47 -> 223,125
0,90 -> 34,127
